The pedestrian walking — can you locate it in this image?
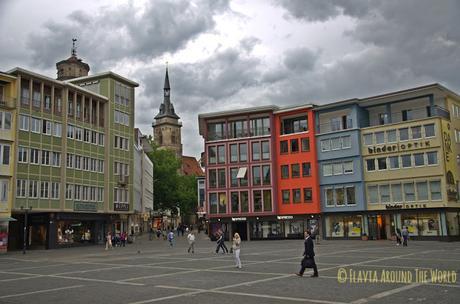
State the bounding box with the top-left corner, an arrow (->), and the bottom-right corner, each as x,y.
105,232 -> 113,250
395,228 -> 402,246
120,231 -> 127,247
402,226 -> 409,247
215,232 -> 229,254
168,230 -> 175,247
296,229 -> 319,277
187,231 -> 196,253
232,233 -> 242,269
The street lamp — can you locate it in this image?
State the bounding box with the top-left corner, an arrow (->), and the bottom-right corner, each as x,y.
20,206 -> 32,254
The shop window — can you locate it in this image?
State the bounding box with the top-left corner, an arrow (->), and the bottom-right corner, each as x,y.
419,213 -> 439,236
253,190 -> 262,212
280,140 -> 289,154
326,216 -> 344,237
446,212 -> 460,236
282,190 -> 290,204
303,188 -> 312,202
293,189 -> 301,203
346,216 -> 363,237
57,221 -> 93,244
401,214 -> 418,236
301,138 -> 310,151
281,165 -> 289,179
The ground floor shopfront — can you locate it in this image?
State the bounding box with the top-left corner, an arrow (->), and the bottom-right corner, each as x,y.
208,214 -> 321,241
7,212 -> 130,251
323,208 -> 460,241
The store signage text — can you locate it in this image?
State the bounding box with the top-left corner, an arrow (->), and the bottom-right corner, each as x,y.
232,217 -> 247,221
367,140 -> 432,154
114,202 -> 129,212
385,203 -> 428,210
74,202 -> 97,212
277,215 -> 294,220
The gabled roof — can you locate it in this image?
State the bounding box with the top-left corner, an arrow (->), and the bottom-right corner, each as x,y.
182,156 -> 204,176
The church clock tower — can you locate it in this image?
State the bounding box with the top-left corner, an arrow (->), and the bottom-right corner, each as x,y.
152,65 -> 183,159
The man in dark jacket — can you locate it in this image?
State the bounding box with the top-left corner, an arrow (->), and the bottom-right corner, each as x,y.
296,229 -> 319,277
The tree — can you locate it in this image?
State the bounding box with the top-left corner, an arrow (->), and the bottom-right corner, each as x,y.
177,175 -> 198,216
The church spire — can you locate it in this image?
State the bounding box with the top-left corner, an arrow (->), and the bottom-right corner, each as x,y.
164,62 -> 170,90
154,63 -> 180,120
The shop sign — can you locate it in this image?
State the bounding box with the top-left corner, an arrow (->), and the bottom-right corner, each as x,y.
441,120 -> 458,201
277,215 -> 294,220
385,203 -> 428,210
231,217 -> 246,221
74,202 -> 97,212
143,213 -> 149,222
367,140 -> 432,154
114,202 -> 129,212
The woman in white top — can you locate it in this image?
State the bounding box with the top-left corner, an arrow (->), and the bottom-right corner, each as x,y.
232,233 -> 242,269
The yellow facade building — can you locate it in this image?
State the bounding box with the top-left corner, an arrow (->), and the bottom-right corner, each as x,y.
0,73 -> 17,253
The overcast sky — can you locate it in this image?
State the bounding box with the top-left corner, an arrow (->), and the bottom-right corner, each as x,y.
1,0 -> 459,158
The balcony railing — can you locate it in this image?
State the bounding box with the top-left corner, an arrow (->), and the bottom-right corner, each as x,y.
318,118 -> 353,134
0,96 -> 16,109
369,105 -> 450,127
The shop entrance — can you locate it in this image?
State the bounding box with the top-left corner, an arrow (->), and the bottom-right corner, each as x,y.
368,215 -> 387,240
232,222 -> 247,241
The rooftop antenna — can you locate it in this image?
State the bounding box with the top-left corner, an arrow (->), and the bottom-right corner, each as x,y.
71,38 -> 77,56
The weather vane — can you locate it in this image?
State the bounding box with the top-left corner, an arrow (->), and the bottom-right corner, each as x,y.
71,38 -> 77,56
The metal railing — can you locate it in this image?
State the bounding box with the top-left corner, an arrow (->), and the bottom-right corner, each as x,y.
0,96 -> 16,108
318,118 -> 353,134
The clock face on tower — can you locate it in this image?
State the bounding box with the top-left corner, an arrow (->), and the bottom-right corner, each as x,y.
164,89 -> 170,97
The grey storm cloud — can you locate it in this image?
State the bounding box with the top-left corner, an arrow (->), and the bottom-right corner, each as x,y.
26,0 -> 230,71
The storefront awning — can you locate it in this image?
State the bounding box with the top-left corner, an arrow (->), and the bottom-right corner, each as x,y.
0,217 -> 17,222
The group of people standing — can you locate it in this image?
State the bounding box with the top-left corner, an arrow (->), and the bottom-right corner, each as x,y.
395,226 -> 410,246
105,231 -> 129,250
214,230 -> 242,268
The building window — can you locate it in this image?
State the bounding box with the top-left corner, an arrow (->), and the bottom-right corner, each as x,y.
424,124 -> 435,137
0,145 -> 10,165
430,180 -> 441,200
40,181 -> 49,199
30,148 -> 40,164
18,146 -> 28,163
252,166 -> 261,185
252,142 -> 260,161
54,123 -> 62,137
217,145 -> 226,164
389,156 -> 399,169
403,182 -> 415,202
241,191 -> 249,212
29,180 -> 38,198
217,168 -> 226,188
303,188 -> 312,202
99,133 -> 105,146
411,126 -> 422,139
31,117 -> 41,133
280,140 -> 289,154
293,189 -> 301,203
261,141 -> 270,160
0,180 -> 7,202
375,132 -> 384,144
231,192 -> 239,213
228,120 -> 247,138
0,112 -> 11,130
301,138 -> 310,152
282,116 -> 307,135
387,130 -> 397,143
67,124 -> 74,139
253,190 -> 262,212
332,163 -> 343,175
331,137 -> 341,150
209,193 -> 217,214
323,164 -> 332,176
208,122 -> 226,140
239,143 -> 247,162
401,154 -> 412,168
302,162 -> 311,177
208,146 -> 216,164
342,136 -> 351,149
399,128 -> 409,141
290,139 -> 299,153
367,185 -> 378,203
291,163 -> 300,178
19,115 -> 29,131
377,157 -> 387,170
250,117 -> 270,136
427,151 -> 438,165
379,113 -> 389,125
363,134 -> 373,145
335,188 -> 344,205
230,144 -> 238,163
230,168 -> 238,187
325,188 -> 334,206
16,179 -> 27,198
282,190 -> 290,204
343,161 -> 353,174
41,150 -> 50,166
402,109 -> 412,121
379,184 -> 390,203
209,169 -> 217,188
414,153 -> 425,166
52,152 -> 61,167
321,139 -> 330,152
391,184 -> 402,202
345,186 -> 356,205
262,165 -> 271,185
263,190 -> 272,211
416,181 -> 428,201
281,165 -> 289,179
